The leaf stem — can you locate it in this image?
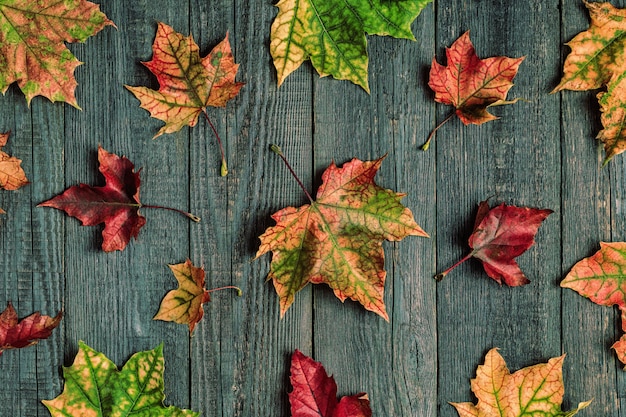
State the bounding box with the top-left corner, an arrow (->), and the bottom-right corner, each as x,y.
207,285 -> 243,297
141,204 -> 201,222
422,112 -> 455,151
202,110 -> 228,176
434,252 -> 473,281
270,144 -> 314,203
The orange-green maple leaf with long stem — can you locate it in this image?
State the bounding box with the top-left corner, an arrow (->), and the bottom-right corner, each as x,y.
552,1 -> 626,164
451,348 -> 591,417
424,31 -> 524,150
126,22 -> 244,176
0,0 -> 114,108
256,145 -> 428,321
561,241 -> 626,367
154,259 -> 241,333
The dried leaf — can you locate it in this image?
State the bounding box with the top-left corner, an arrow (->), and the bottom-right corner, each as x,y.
0,302 -> 62,355
256,153 -> 428,320
0,131 -> 28,191
552,1 -> 626,164
451,348 -> 591,417
270,0 -> 432,92
290,350 -> 372,417
0,0 -> 114,107
436,200 -> 552,286
43,342 -> 198,416
561,242 -> 626,367
425,31 -> 523,149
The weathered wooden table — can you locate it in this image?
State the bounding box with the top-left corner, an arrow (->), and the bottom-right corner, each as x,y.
1,0 -> 623,415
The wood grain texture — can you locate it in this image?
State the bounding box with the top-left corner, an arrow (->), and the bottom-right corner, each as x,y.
0,0 -> 620,416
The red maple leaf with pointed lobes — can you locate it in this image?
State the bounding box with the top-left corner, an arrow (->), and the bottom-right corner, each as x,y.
256,148 -> 428,320
0,302 -> 62,355
561,242 -> 626,367
423,31 -> 524,150
125,22 -> 244,176
0,0 -> 114,107
38,146 -> 199,252
436,200 -> 552,286
289,350 -> 372,417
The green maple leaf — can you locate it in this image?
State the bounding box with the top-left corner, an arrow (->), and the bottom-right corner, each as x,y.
43,342 -> 198,417
0,0 -> 114,107
451,349 -> 591,417
256,149 -> 428,320
270,0 -> 432,92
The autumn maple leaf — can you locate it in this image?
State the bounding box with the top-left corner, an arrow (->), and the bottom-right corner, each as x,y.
154,259 -> 241,333
561,242 -> 626,367
436,200 -> 552,286
0,302 -> 62,356
0,130 -> 28,213
451,348 -> 591,417
256,146 -> 428,321
552,1 -> 626,164
423,31 -> 524,150
290,350 -> 372,417
0,0 -> 114,107
270,0 -> 432,92
126,22 -> 244,176
38,146 -> 199,252
43,342 -> 198,416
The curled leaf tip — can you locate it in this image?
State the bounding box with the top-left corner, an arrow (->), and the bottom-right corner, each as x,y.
434,272 -> 446,281
270,144 -> 283,156
221,160 -> 228,177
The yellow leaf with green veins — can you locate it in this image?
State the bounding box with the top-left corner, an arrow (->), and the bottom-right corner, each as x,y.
43,342 -> 198,417
451,349 -> 591,417
270,0 -> 432,92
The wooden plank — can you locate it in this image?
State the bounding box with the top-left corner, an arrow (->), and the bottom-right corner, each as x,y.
61,0 -> 192,410
559,0 -> 620,414
188,1 -> 314,416
310,4 -> 436,413
435,1 -> 562,415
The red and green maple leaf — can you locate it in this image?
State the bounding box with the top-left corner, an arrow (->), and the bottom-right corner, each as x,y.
290,350 -> 372,417
0,302 -> 62,356
126,22 -> 244,176
256,146 -> 428,321
423,31 -> 524,150
552,1 -> 626,164
154,259 -> 241,333
561,242 -> 626,367
0,0 -> 114,107
451,348 -> 591,417
38,146 -> 199,252
436,200 -> 552,286
43,342 -> 198,416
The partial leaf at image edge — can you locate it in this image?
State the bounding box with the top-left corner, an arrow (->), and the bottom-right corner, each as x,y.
0,302 -> 62,355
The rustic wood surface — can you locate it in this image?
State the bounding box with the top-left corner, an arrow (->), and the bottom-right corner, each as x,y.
0,0 -> 623,415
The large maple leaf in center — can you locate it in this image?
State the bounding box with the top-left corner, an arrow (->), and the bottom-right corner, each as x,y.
256,155 -> 428,320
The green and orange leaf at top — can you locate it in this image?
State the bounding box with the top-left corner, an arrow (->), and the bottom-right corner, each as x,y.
125,22 -> 244,176
0,0 -> 114,108
561,241 -> 626,367
270,0 -> 432,92
552,1 -> 626,164
256,148 -> 428,321
153,259 -> 241,333
451,348 -> 591,417
424,31 -> 524,150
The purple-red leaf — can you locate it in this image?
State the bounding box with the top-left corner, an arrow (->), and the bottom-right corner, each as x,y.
437,200 -> 552,286
0,302 -> 62,355
289,350 -> 372,417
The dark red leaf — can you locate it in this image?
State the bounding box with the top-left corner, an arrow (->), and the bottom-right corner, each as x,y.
0,302 -> 62,355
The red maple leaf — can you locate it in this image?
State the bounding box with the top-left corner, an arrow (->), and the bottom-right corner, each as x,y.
289,350 -> 371,417
0,302 -> 62,355
38,146 -> 198,252
423,31 -> 524,150
436,200 -> 552,286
